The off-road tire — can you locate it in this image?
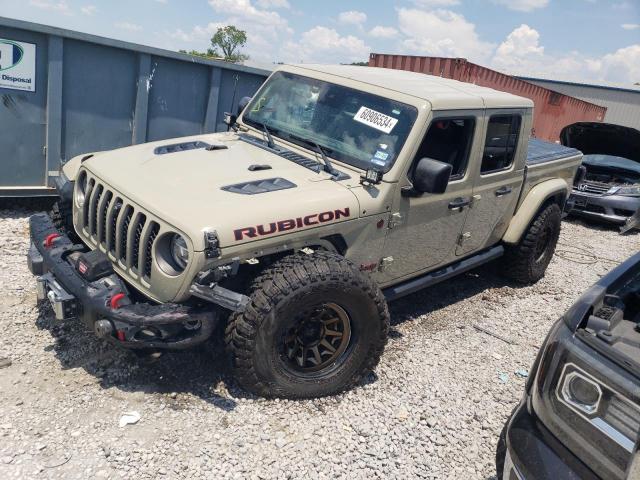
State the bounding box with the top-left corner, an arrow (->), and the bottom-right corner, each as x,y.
503,203 -> 561,284
495,421 -> 508,480
50,201 -> 79,243
225,251 -> 389,398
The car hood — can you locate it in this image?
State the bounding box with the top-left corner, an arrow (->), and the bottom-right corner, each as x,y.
82,133 -> 360,250
560,122 -> 640,163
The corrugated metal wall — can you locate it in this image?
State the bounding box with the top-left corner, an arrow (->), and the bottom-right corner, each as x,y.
0,17 -> 270,196
368,53 -> 607,143
518,77 -> 640,130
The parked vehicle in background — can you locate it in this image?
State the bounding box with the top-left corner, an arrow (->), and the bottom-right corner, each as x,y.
27,65 -> 582,398
497,252 -> 640,480
562,123 -> 640,233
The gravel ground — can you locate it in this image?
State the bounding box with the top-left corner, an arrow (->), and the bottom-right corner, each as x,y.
0,200 -> 637,480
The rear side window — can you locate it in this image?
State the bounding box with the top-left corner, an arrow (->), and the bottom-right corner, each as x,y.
481,115 -> 522,174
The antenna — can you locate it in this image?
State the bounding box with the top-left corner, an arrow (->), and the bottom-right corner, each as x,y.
227,74 -> 239,132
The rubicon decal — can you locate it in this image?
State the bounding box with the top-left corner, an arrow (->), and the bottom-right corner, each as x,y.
234,208 -> 351,241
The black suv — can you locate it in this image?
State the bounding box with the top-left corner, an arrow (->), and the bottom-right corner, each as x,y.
497,252 -> 640,479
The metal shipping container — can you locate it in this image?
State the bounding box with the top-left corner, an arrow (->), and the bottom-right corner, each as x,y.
0,17 -> 270,197
368,53 -> 607,142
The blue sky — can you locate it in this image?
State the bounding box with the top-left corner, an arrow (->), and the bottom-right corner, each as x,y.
1,0 -> 639,84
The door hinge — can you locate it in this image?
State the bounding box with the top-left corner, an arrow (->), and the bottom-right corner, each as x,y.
379,256 -> 394,271
42,146 -> 47,157
388,212 -> 403,229
457,232 -> 471,246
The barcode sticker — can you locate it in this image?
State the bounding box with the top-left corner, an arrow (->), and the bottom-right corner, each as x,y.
353,106 -> 398,134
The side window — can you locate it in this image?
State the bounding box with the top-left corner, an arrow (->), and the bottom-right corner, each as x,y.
412,118 -> 476,180
481,115 -> 522,174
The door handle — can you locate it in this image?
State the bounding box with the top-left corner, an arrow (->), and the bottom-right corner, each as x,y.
495,186 -> 512,197
448,197 -> 471,210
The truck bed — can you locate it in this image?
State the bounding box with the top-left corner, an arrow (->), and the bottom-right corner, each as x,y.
526,138 -> 581,165
519,138 -> 584,210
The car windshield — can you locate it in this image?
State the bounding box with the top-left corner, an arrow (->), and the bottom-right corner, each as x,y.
583,154 -> 640,175
242,71 -> 418,173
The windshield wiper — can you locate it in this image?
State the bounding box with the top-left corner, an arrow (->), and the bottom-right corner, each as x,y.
285,133 -> 339,177
261,122 -> 275,149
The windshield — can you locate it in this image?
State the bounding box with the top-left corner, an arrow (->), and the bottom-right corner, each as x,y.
583,154 -> 640,175
242,71 -> 418,173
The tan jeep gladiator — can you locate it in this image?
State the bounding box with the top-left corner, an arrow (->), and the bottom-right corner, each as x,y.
27,65 -> 583,398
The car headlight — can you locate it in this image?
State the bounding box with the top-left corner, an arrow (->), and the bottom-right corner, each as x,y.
609,185 -> 640,196
75,171 -> 88,206
170,234 -> 189,270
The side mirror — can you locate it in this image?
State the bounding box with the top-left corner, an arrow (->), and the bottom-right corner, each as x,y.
237,96 -> 252,116
224,97 -> 253,129
411,157 -> 452,194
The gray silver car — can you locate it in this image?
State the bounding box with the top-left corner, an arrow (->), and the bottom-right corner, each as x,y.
563,122 -> 640,231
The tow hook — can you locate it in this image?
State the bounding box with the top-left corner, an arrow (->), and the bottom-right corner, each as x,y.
189,283 -> 250,312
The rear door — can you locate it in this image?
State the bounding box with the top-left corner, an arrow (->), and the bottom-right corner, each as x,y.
455,110 -> 528,256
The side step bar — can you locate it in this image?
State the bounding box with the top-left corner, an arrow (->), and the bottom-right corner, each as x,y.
383,245 -> 504,301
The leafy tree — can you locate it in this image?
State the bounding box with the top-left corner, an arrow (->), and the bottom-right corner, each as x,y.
210,25 -> 249,63
178,25 -> 249,63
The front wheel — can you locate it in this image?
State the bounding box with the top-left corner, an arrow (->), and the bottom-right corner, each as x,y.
225,251 -> 389,398
502,203 -> 562,284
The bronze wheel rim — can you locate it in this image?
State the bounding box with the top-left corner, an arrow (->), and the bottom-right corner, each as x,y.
280,303 -> 352,374
534,224 -> 554,263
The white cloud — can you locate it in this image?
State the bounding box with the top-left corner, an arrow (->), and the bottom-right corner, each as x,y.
369,26 -> 398,38
622,23 -> 640,30
115,21 -> 143,32
490,25 -> 640,85
80,5 -> 96,15
492,24 -> 544,71
412,0 -> 460,6
182,0 -> 293,62
493,0 -> 549,12
154,0 -> 168,3
29,0 -> 71,14
398,8 -> 495,62
338,11 -> 367,26
281,26 -> 370,63
590,45 -> 640,83
256,0 -> 289,8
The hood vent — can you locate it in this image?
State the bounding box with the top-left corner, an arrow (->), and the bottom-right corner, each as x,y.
221,177 -> 296,195
154,141 -> 211,155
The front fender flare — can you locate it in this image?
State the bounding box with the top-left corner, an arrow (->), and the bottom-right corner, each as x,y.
502,178 -> 569,245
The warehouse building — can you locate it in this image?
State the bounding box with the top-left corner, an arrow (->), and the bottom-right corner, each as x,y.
517,76 -> 640,130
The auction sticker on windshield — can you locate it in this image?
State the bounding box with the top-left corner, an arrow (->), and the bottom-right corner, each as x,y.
353,106 -> 398,134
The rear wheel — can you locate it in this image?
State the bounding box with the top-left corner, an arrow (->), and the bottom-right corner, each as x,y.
225,251 -> 389,398
502,203 -> 562,284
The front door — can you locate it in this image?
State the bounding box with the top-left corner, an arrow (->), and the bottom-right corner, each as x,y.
456,110 -> 528,256
380,110 -> 485,284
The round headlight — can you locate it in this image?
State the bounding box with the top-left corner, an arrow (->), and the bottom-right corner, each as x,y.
170,234 -> 189,270
75,171 -> 88,207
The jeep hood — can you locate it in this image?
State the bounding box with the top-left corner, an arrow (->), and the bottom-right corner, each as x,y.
82,134 -> 360,250
560,122 -> 640,163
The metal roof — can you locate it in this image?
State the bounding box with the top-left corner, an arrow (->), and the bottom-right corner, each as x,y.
517,76 -> 640,95
287,64 -> 534,110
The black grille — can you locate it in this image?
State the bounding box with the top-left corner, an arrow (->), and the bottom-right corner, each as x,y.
131,214 -> 146,271
83,179 -> 95,227
144,223 -> 159,278
90,184 -> 103,235
99,191 -> 113,244
120,206 -> 133,263
109,199 -> 122,253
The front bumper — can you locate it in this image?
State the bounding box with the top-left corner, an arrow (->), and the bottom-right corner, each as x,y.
27,213 -> 217,350
504,400 -> 599,480
569,190 -> 640,224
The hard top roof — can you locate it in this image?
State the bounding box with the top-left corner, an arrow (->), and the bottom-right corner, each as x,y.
286,64 -> 533,110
